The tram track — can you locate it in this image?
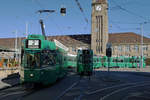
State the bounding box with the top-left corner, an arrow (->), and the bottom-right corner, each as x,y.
54,71 -> 150,100
58,78 -> 150,100
55,75 -> 94,100
0,84 -> 36,100
81,81 -> 150,100
55,79 -> 80,100
99,82 -> 150,100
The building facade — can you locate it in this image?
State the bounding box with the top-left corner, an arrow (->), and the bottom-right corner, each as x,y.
109,33 -> 150,57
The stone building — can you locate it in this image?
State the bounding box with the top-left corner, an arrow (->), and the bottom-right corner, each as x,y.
109,32 -> 150,57
0,32 -> 150,58
48,32 -> 150,58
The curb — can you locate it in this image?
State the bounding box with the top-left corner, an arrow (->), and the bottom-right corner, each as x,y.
0,83 -> 20,91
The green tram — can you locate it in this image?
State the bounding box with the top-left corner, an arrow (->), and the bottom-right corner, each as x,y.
124,57 -> 132,68
102,56 -> 146,68
77,49 -> 93,76
117,56 -> 125,68
20,34 -> 67,85
63,55 -> 146,69
93,56 -> 102,68
131,56 -> 146,68
65,55 -> 77,68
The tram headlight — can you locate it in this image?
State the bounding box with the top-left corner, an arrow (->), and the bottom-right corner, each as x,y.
30,73 -> 34,77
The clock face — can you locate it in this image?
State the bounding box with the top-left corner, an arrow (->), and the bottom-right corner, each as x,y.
96,5 -> 102,11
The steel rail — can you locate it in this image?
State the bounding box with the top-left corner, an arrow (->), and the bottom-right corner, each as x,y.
100,82 -> 150,100
87,81 -> 150,95
55,79 -> 81,100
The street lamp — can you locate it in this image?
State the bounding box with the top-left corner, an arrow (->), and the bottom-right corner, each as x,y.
140,22 -> 147,68
12,30 -> 18,59
140,23 -> 143,68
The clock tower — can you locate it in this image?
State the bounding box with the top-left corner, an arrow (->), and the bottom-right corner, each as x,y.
91,0 -> 108,56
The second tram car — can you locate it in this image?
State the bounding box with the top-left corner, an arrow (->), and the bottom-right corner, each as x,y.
77,49 -> 93,76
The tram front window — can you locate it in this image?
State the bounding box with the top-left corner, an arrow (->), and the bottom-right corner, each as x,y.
41,51 -> 56,67
27,53 -> 40,68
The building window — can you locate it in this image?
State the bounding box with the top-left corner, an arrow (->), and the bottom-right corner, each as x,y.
118,45 -> 122,52
125,45 -> 130,52
134,45 -> 139,52
143,45 -> 148,51
111,47 -> 114,52
144,54 -> 148,57
72,48 -> 76,52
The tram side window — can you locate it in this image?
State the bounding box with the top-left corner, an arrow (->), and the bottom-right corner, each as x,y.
113,59 -> 116,62
78,55 -> 82,63
121,60 -> 123,62
21,48 -> 24,65
57,53 -> 62,65
27,53 -> 40,67
64,57 -> 66,62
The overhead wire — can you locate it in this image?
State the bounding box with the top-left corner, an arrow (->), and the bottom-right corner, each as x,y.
73,0 -> 90,33
108,0 -> 150,34
32,0 -> 65,36
111,0 -> 150,22
74,0 -> 89,24
32,0 -> 45,9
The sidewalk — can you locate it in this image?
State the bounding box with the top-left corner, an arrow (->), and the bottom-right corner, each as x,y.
0,69 -> 19,90
96,66 -> 150,72
95,67 -> 150,77
0,77 -> 11,90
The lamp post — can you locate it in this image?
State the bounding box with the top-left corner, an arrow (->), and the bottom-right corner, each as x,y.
12,30 -> 18,59
140,22 -> 147,68
140,23 -> 143,69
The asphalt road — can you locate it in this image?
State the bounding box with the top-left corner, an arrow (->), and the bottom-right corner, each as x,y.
1,70 -> 150,100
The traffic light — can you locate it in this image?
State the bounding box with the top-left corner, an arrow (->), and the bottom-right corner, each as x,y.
106,47 -> 112,57
60,7 -> 66,16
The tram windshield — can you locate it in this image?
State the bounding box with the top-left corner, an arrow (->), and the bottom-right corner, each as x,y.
26,53 -> 40,68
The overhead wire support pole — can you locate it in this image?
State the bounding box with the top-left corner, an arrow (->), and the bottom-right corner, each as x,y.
140,22 -> 147,69
140,23 -> 143,69
15,30 -> 18,60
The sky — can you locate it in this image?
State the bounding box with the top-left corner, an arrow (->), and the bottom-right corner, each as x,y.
0,0 -> 150,38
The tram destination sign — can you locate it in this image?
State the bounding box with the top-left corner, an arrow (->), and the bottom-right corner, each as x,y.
27,39 -> 41,49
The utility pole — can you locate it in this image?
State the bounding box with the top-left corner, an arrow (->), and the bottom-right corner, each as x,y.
140,22 -> 148,68
14,30 -> 18,60
140,23 -> 144,69
26,22 -> 28,38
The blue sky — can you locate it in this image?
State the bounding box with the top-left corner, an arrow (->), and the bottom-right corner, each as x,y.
0,0 -> 150,38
